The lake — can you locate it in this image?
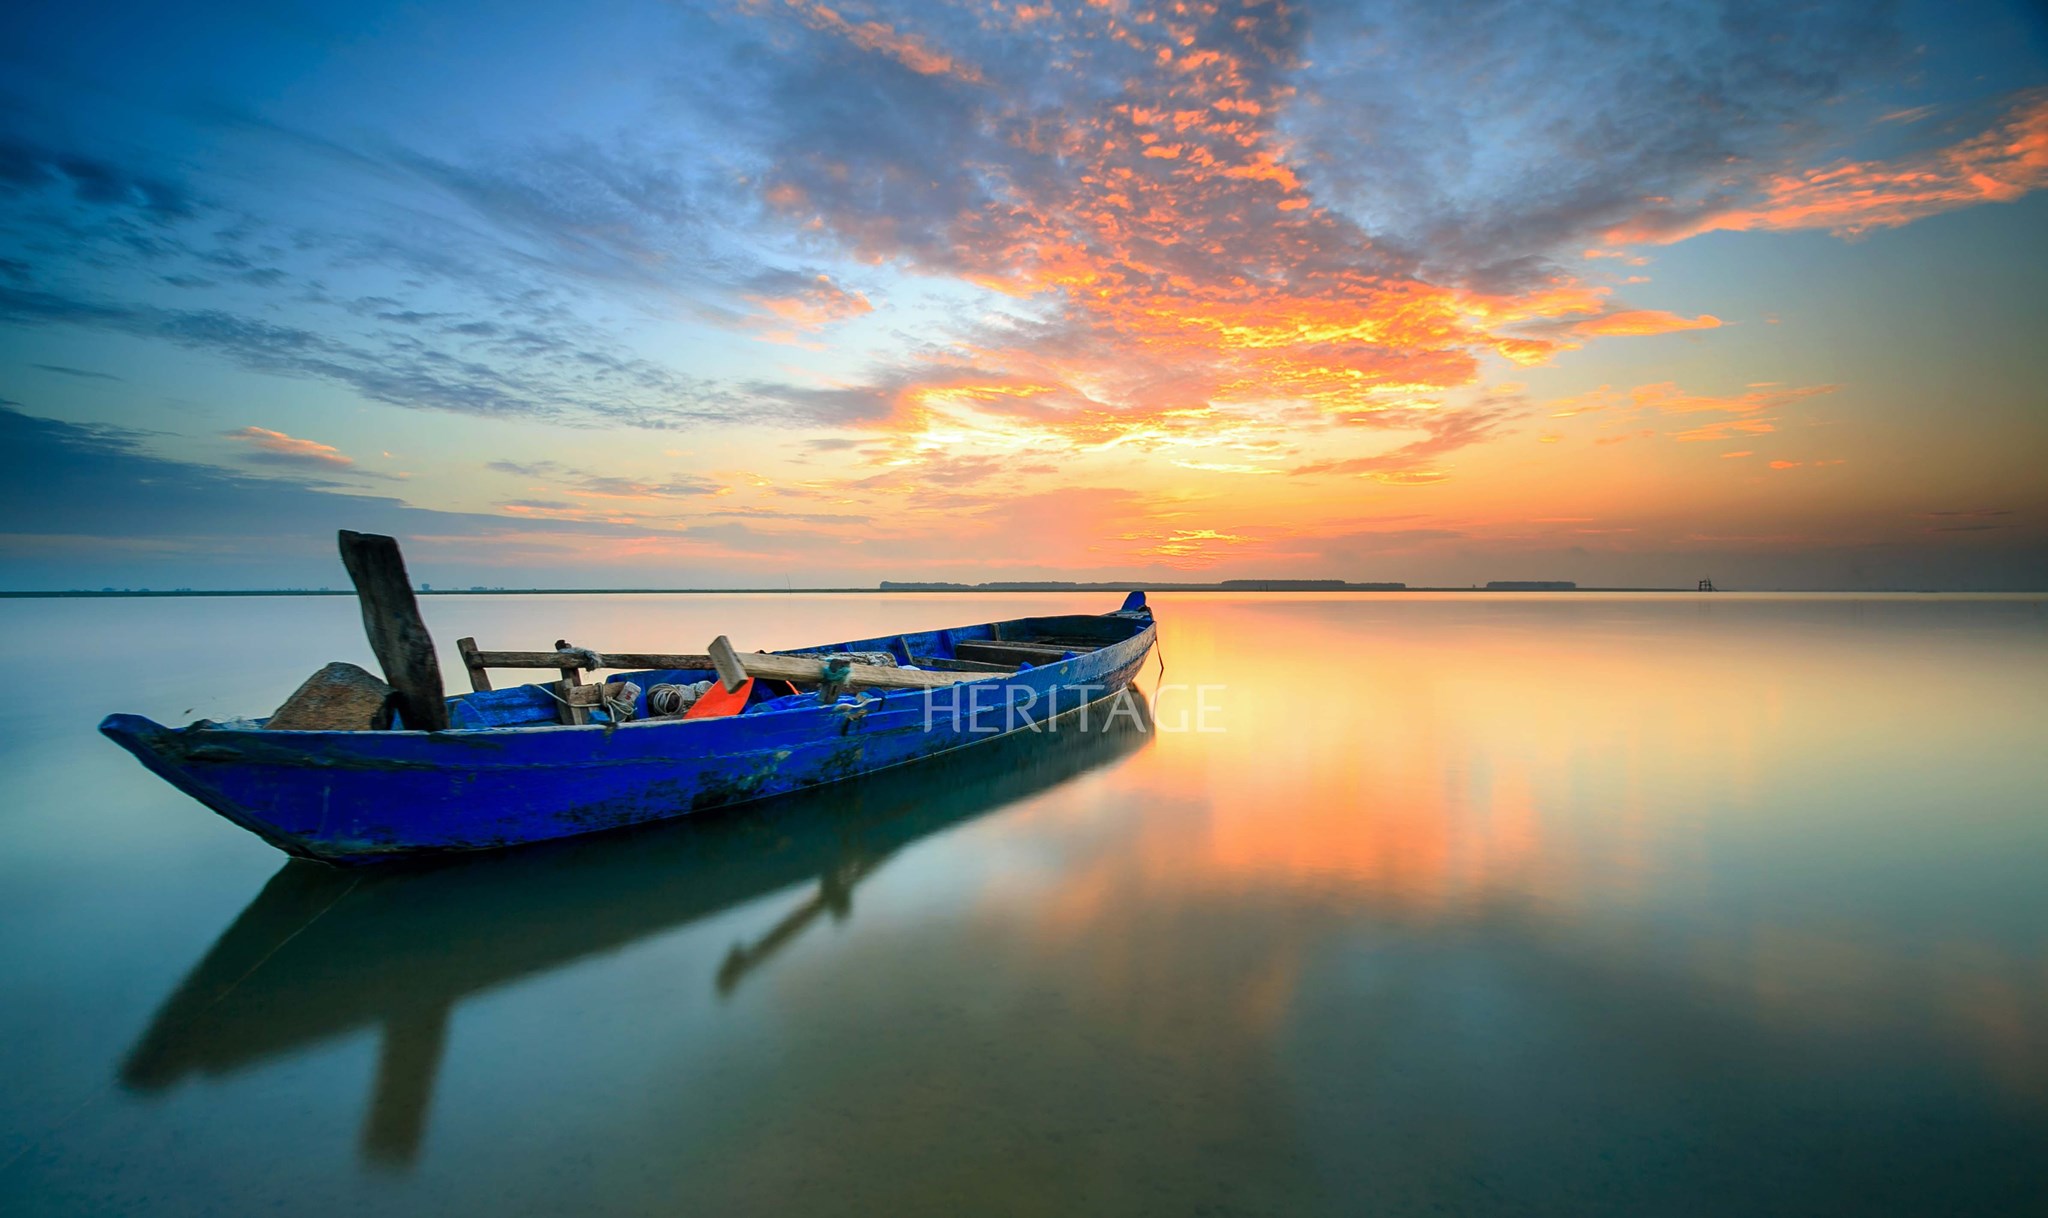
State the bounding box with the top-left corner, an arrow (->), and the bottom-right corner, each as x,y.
2,592 -> 2045,1215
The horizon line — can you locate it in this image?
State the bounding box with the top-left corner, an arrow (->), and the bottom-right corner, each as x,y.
5,586 -> 2044,598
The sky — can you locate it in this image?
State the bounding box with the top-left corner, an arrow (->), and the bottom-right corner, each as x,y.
2,0 -> 2045,590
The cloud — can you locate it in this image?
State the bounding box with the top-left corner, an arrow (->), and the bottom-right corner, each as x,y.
711,1 -> 1594,461
1610,91 -> 2048,244
1280,0 -> 1905,275
227,426 -> 354,467
486,458 -> 724,500
31,363 -> 123,380
1570,310 -> 1723,338
742,271 -> 875,342
379,136 -> 739,297
1917,507 -> 2015,532
0,132 -> 194,219
486,459 -> 560,478
1547,380 -> 1837,426
1631,381 -> 1837,416
1119,528 -> 1253,568
1675,419 -> 1777,444
0,405 -> 883,586
0,404 -> 639,582
0,95 -> 889,432
1538,379 -> 1838,446
7,0 -> 2045,594
1292,404 -> 1515,479
696,506 -> 873,525
772,0 -> 982,82
703,0 -> 1941,463
0,283 -> 746,428
568,475 -> 724,500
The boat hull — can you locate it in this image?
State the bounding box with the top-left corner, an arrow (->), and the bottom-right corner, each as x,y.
100,620 -> 1154,865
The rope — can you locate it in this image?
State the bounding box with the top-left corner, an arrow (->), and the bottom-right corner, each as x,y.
647,680 -> 712,716
539,679 -> 642,725
553,646 -> 605,671
604,681 -> 641,724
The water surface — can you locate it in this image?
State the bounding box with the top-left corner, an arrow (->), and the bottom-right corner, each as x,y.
3,592 -> 2045,1215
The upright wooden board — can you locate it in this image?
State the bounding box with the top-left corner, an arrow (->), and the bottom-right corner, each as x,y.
337,530 -> 449,732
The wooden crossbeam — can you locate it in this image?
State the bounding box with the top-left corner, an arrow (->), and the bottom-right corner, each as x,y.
467,649 -> 714,673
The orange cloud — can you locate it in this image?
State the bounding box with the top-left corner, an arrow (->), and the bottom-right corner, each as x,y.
1612,91 -> 2048,243
775,0 -> 980,81
1674,418 -> 1777,443
1570,309 -> 1722,337
1544,380 -> 1833,422
1628,381 -> 1836,415
1122,527 -> 1252,567
1537,380 -> 1835,447
755,2 -> 1617,466
744,274 -> 874,342
226,426 -> 353,467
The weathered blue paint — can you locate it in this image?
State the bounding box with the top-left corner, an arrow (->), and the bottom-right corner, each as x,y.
100,602 -> 1156,865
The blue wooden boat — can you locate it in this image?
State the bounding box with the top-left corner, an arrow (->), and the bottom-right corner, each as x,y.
100,593 -> 1156,866
120,701 -> 1153,1162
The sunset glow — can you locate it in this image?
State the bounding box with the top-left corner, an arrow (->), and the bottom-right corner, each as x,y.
2,0 -> 2043,588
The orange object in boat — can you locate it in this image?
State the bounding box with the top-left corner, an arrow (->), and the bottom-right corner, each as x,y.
683,678 -> 755,719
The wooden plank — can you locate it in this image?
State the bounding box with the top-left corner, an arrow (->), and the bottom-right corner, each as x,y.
708,635 -> 748,693
741,652 -> 970,690
468,650 -> 713,672
710,639 -> 980,691
743,653 -> 974,691
962,637 -> 1091,655
909,654 -> 1018,673
456,637 -> 492,693
556,666 -> 589,726
336,531 -> 449,732
956,639 -> 1074,666
552,679 -> 588,725
562,682 -> 639,709
548,638 -> 591,724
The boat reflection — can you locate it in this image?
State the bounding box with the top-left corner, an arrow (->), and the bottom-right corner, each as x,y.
119,693 -> 1154,1168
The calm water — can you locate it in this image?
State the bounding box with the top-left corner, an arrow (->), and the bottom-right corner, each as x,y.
2,592 -> 2045,1215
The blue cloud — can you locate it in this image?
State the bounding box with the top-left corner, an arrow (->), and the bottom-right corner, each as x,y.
0,404 -> 643,586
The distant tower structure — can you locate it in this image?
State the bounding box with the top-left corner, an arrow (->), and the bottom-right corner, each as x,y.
1698,577 -> 1717,592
